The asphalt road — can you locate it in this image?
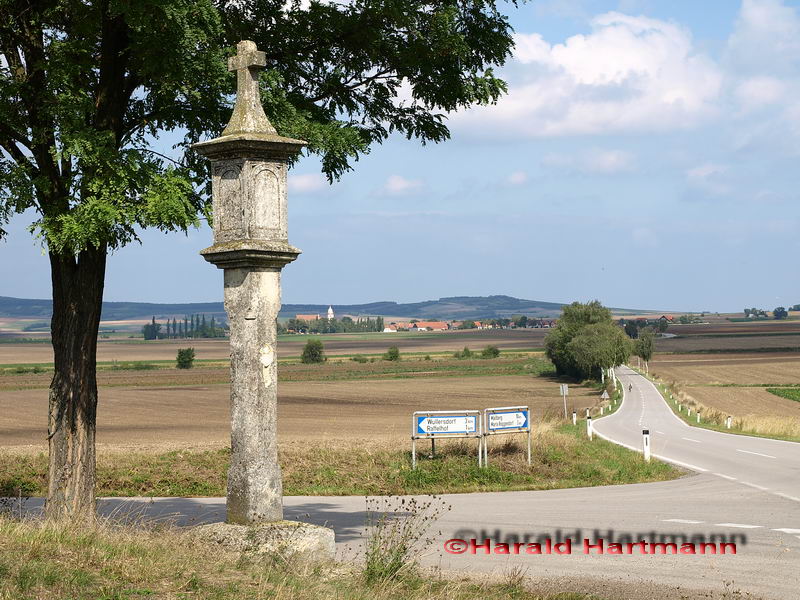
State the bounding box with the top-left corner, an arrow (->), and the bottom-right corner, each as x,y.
594,365 -> 800,503
12,366 -> 800,599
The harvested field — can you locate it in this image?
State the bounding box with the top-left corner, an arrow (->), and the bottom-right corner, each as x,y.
666,321 -> 800,335
678,386 -> 800,419
0,375 -> 599,450
0,329 -> 548,365
645,351 -> 800,439
655,334 -> 800,353
650,352 -> 800,385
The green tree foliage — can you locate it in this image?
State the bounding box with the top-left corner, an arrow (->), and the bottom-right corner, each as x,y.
280,316 -> 384,334
545,301 -> 630,380
301,339 -> 325,364
459,320 -> 477,330
634,329 -> 655,367
481,345 -> 500,358
384,346 -> 400,361
623,320 -> 639,339
0,0 -> 514,518
567,322 -> 630,380
142,316 -> 162,340
176,347 -> 195,369
774,307 -> 788,319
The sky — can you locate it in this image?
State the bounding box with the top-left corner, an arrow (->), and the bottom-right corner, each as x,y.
3,0 -> 800,313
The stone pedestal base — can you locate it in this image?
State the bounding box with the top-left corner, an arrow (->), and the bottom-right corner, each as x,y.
191,521 -> 335,564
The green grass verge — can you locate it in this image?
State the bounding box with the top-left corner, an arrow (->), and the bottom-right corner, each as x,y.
0,416 -> 678,498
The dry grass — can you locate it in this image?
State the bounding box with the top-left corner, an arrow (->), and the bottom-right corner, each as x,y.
0,515 -> 601,600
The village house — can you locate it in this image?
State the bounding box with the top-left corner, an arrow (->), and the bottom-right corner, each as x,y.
296,313 -> 321,321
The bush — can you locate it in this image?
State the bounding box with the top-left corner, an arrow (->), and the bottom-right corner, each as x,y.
176,348 -> 195,369
384,346 -> 400,361
301,339 -> 326,364
351,355 -> 368,363
454,346 -> 472,359
481,345 -> 500,359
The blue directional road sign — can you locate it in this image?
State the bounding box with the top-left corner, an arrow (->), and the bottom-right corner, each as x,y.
486,409 -> 529,432
415,414 -> 478,436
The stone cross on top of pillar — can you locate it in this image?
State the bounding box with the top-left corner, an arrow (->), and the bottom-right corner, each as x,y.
222,40 -> 276,137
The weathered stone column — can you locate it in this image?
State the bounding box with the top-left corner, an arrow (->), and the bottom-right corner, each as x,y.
194,40 -> 304,524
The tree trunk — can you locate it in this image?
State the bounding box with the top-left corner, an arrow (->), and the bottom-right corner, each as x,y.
46,245 -> 107,520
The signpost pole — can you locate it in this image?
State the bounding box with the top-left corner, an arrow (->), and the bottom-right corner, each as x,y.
411,438 -> 417,469
430,438 -> 435,458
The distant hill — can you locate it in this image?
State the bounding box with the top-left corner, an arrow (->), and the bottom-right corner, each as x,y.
0,295 -> 657,322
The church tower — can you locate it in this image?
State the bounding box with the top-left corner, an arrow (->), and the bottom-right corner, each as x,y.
327,305 -> 335,320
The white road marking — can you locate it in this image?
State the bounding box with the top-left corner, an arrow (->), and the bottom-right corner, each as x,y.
741,481 -> 769,491
773,528 -> 800,534
682,437 -> 702,443
736,449 -> 776,459
655,430 -> 665,434
774,492 -> 800,502
651,454 -> 709,472
663,519 -> 704,524
713,473 -> 737,481
715,523 -> 763,529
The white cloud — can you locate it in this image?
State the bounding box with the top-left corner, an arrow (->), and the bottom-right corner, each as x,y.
507,171 -> 528,185
382,175 -> 423,195
541,149 -> 635,174
686,163 -> 726,180
734,76 -> 786,112
726,0 -> 800,76
686,163 -> 730,196
452,12 -> 722,138
288,173 -> 327,193
584,149 -> 634,173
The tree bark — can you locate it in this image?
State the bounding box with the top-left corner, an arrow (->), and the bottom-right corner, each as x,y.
46,245 -> 107,520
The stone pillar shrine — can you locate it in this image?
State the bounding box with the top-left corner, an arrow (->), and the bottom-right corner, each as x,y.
194,40 -> 303,525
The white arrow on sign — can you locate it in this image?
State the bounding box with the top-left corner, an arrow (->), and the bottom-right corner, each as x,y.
488,411 -> 528,430
417,416 -> 476,434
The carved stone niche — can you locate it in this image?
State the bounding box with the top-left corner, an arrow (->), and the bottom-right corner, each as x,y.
211,158 -> 287,244
193,134 -> 305,271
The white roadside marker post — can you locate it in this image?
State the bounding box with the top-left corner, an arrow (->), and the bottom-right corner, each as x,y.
726,416 -> 732,429
585,407 -> 590,419
587,416 -> 593,441
572,410 -> 577,426
642,429 -> 651,462
688,408 -> 692,417
601,406 -> 605,415
697,411 -> 701,424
